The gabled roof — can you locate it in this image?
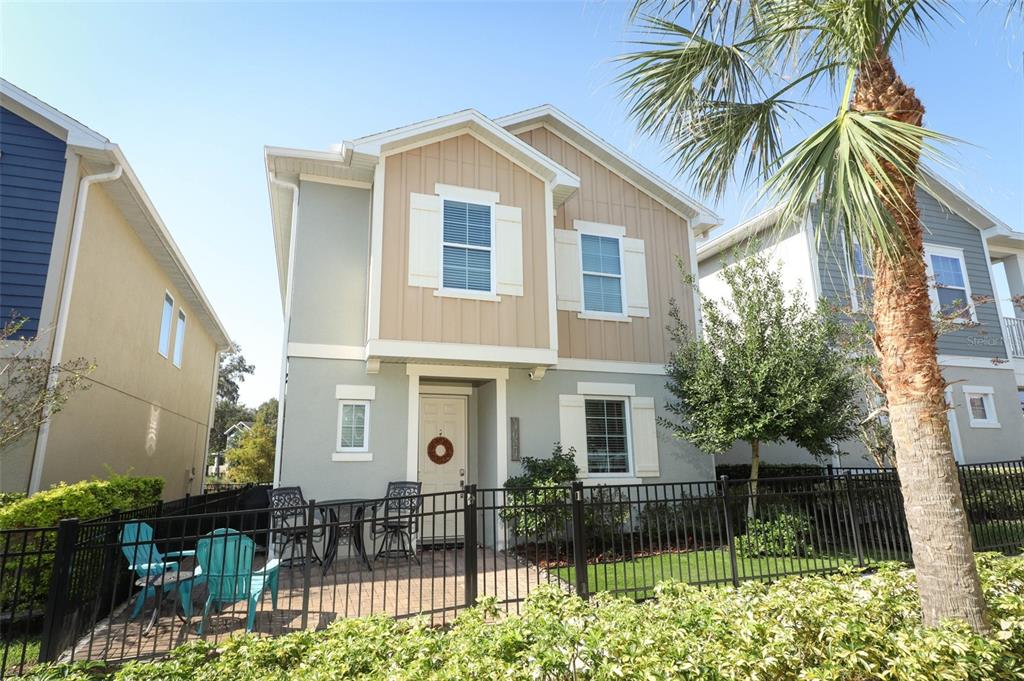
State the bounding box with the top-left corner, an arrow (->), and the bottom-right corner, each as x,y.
696,205 -> 786,262
920,169 -> 1024,251
495,105 -> 721,235
1,79 -> 231,350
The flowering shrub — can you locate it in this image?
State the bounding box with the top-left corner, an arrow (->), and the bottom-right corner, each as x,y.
25,554 -> 1024,680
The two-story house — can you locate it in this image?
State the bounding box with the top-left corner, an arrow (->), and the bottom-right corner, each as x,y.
0,80 -> 231,497
697,171 -> 1024,466
265,106 -> 722,506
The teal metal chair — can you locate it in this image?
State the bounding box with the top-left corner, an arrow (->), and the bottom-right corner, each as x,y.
120,521 -> 202,619
195,528 -> 280,634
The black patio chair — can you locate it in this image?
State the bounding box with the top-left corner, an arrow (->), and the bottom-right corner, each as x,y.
269,486 -> 324,566
372,481 -> 423,564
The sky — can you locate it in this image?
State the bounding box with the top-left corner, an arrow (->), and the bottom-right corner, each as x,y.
2,1 -> 1022,407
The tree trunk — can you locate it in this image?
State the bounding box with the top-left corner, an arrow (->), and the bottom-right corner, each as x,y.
853,48 -> 989,632
747,439 -> 760,520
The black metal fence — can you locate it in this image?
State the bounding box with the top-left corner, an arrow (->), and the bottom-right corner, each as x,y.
1,461 -> 1022,677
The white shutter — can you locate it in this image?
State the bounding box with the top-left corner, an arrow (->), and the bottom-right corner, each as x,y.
631,396 -> 659,477
622,237 -> 650,317
408,193 -> 441,288
494,204 -> 524,296
554,229 -> 582,311
558,394 -> 589,477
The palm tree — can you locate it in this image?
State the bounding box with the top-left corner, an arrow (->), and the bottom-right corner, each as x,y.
618,0 -> 999,632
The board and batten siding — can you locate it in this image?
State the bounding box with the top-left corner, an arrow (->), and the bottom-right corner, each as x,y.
815,190 -> 1006,360
516,126 -> 694,364
378,134 -> 550,349
0,106 -> 67,337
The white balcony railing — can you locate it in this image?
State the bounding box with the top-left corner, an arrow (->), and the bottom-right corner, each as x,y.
1004,316 -> 1024,359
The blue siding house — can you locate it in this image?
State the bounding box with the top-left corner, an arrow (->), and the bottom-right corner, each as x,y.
0,107 -> 67,337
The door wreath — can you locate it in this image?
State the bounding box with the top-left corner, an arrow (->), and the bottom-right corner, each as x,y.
427,435 -> 455,465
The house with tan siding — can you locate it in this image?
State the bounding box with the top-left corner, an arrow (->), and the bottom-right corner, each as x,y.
265,105 -> 721,512
697,173 -> 1024,467
0,80 -> 230,497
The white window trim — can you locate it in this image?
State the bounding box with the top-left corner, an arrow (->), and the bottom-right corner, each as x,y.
962,385 -> 1000,428
157,291 -> 174,358
847,238 -> 874,313
334,384 -> 376,461
171,309 -> 186,369
437,193 -> 496,296
578,231 -> 628,318
924,244 -> 977,323
582,394 -> 634,478
336,400 -> 371,453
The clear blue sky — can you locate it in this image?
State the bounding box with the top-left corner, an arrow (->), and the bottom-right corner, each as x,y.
3,2 -> 1021,406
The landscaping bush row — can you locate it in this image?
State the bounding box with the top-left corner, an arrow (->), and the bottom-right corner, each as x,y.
24,554 -> 1024,680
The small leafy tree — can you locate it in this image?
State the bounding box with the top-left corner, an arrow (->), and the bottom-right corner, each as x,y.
501,443 -> 578,540
1,316 -> 93,454
663,254 -> 858,511
225,412 -> 276,483
209,345 -> 256,454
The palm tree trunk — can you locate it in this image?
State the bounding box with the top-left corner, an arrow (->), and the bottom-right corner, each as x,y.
853,48 -> 989,632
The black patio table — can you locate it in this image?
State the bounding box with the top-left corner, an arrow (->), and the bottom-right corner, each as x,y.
318,498 -> 379,572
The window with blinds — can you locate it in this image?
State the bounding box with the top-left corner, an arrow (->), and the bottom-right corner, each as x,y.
581,233 -> 623,314
442,199 -> 492,292
584,398 -> 630,474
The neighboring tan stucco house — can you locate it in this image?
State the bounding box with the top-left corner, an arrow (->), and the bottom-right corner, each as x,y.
0,80 -> 230,497
265,106 -> 722,515
696,172 -> 1024,467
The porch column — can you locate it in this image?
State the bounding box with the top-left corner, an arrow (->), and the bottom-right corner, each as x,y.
406,372 -> 419,481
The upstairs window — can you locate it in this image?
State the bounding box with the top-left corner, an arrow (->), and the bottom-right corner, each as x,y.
158,293 -> 174,358
172,309 -> 186,368
585,398 -> 630,474
852,242 -> 874,308
926,247 -> 974,322
442,199 -> 492,292
581,234 -> 623,314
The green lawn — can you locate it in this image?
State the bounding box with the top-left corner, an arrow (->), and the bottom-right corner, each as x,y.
2,637 -> 40,677
554,549 -> 859,597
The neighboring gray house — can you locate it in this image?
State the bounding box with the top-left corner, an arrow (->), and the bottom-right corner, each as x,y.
697,172 -> 1024,466
264,106 -> 722,523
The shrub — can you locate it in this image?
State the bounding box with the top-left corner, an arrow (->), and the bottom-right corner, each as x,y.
500,443 -> 578,539
716,463 -> 828,481
0,491 -> 26,509
584,486 -> 631,548
25,554 -> 1024,680
0,476 -> 163,617
736,511 -> 815,558
639,495 -> 723,547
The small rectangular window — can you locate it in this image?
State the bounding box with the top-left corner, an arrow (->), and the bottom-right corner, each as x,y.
581,234 -> 623,314
442,199 -> 492,292
158,293 -> 174,358
337,401 -> 370,452
172,309 -> 186,368
584,398 -> 630,474
963,386 -> 999,428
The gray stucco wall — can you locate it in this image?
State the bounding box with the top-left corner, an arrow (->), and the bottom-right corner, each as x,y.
506,367 -> 716,484
290,182 -> 370,346
279,358 -> 408,501
943,365 -> 1024,463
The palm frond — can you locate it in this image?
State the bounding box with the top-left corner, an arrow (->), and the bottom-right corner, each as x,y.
763,110 -> 958,260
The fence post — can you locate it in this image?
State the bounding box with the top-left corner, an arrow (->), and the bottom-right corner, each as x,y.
569,480 -> 589,599
300,499 -> 317,630
842,472 -> 866,568
39,518 -> 80,662
718,476 -> 740,588
463,485 -> 478,608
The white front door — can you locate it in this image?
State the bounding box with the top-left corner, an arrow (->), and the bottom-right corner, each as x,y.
418,395 -> 467,542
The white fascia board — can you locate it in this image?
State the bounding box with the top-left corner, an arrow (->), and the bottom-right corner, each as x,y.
347,109 -> 580,201
1,78 -> 110,149
496,105 -> 721,227
921,168 -> 1012,235
697,205 -> 786,263
370,339 -> 556,367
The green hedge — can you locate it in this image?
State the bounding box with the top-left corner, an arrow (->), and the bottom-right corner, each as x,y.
0,476 -> 163,617
24,554 -> 1024,680
715,463 -> 829,480
0,476 -> 163,530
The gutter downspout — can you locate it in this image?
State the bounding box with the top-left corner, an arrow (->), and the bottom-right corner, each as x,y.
270,175 -> 299,489
28,164 -> 123,493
